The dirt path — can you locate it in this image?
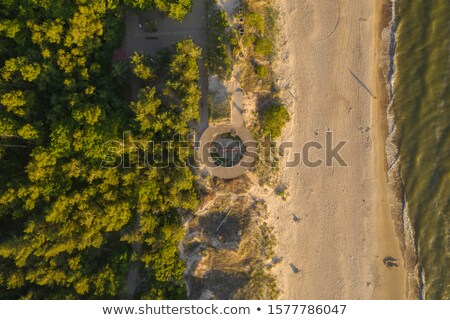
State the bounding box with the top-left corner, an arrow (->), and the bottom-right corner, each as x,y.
125,239 -> 142,298
123,0 -> 209,132
231,89 -> 244,126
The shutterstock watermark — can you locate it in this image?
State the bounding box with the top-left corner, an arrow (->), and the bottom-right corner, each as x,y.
100,131 -> 348,173
280,132 -> 348,168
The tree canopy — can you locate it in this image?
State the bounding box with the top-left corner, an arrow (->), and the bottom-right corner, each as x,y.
125,0 -> 193,21
0,0 -> 200,299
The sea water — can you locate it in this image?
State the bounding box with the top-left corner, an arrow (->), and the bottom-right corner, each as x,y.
394,0 -> 449,299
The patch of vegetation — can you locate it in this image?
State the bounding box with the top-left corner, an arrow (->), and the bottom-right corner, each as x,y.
254,38 -> 274,57
125,0 -> 193,21
241,4 -> 277,60
233,1 -> 278,93
227,0 -> 289,186
208,91 -> 231,122
262,104 -> 290,138
131,52 -> 154,80
240,63 -> 263,93
229,28 -> 241,57
255,64 -> 269,78
0,1 -> 200,299
249,101 -> 290,186
111,60 -> 132,86
205,0 -> 232,79
253,135 -> 281,186
275,184 -> 289,201
232,207 -> 279,300
183,191 -> 280,299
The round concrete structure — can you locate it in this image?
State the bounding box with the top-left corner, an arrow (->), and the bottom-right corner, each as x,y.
199,125 -> 257,179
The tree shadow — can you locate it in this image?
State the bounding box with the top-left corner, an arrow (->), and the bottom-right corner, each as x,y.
347,68 -> 376,98
289,263 -> 300,273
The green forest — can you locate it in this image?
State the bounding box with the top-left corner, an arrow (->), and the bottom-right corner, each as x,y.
0,0 -> 200,299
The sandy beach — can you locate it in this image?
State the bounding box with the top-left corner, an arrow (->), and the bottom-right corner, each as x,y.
264,0 -> 408,299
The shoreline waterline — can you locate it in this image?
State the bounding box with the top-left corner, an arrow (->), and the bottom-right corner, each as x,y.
371,0 -> 410,299
390,0 -> 450,299
381,0 -> 423,299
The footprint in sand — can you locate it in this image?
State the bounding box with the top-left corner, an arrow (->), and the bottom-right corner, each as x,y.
289,0 -> 340,41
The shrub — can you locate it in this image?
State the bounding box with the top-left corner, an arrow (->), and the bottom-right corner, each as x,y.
262,104 -> 290,138
228,28 -> 240,56
254,38 -> 273,57
245,12 -> 265,34
256,65 -> 269,78
130,52 -> 153,80
243,33 -> 256,48
111,61 -> 131,85
206,2 -> 231,78
126,0 -> 193,21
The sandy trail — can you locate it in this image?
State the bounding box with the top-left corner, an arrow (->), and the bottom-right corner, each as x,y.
266,0 -> 407,299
